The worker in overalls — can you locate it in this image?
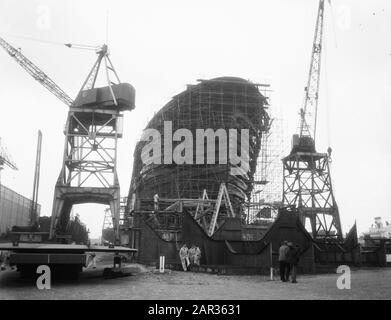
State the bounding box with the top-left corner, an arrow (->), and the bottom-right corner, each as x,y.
113,252 -> 122,270
179,243 -> 189,271
153,193 -> 160,211
193,245 -> 201,266
188,245 -> 196,266
0,250 -> 9,271
88,252 -> 97,269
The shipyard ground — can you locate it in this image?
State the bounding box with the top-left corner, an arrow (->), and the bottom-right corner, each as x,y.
0,253 -> 390,300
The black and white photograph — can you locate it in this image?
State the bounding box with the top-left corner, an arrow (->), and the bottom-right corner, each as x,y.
0,0 -> 390,305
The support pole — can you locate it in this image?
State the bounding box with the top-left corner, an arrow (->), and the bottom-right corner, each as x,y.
269,242 -> 274,281
30,130 -> 42,226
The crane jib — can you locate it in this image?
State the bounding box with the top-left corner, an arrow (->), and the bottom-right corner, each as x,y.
0,36 -> 74,106
299,0 -> 325,143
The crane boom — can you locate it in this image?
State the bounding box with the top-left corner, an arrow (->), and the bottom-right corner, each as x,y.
30,130 -> 42,226
0,138 -> 18,186
0,154 -> 18,171
0,36 -> 74,106
299,0 -> 326,142
0,138 -> 18,171
0,157 -> 17,171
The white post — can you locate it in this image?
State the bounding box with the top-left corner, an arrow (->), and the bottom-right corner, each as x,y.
269,242 -> 274,281
159,255 -> 165,273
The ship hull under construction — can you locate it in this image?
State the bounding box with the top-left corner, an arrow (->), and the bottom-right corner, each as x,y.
128,77 -> 270,213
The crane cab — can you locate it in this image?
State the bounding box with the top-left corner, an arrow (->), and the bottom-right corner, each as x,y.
73,83 -> 136,112
291,134 -> 316,154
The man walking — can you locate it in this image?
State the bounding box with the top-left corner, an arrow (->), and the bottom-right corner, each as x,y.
188,244 -> 196,266
193,245 -> 201,266
153,193 -> 160,211
179,243 -> 189,271
278,241 -> 289,282
0,250 -> 8,271
287,242 -> 300,283
113,252 -> 122,270
88,252 -> 97,269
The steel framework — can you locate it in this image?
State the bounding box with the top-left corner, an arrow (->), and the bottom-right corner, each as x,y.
133,183 -> 236,237
102,197 -> 130,239
282,151 -> 342,239
50,46 -> 133,243
102,207 -> 114,230
1,36 -> 134,243
0,137 -> 18,186
299,0 -> 325,141
282,0 -> 342,239
247,110 -> 286,226
129,77 -> 270,218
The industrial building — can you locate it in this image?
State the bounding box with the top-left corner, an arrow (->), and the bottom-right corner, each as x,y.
0,184 -> 40,237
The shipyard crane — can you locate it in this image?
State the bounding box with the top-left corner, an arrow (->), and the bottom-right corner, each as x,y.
0,34 -> 134,241
296,0 -> 328,151
282,0 -> 343,240
0,34 -> 136,278
0,138 -> 18,185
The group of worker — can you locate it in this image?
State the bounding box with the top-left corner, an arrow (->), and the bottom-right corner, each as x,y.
278,240 -> 301,283
0,250 -> 10,271
179,243 -> 201,271
88,252 -> 122,270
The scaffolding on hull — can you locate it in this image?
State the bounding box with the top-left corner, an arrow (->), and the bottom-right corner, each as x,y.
246,107 -> 287,226
128,77 -> 270,219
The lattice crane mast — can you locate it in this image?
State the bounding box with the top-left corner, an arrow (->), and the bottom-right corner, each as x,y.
296,0 -> 327,151
283,0 -> 343,240
0,36 -> 74,106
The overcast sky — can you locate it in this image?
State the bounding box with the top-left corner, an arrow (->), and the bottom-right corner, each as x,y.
0,0 -> 390,238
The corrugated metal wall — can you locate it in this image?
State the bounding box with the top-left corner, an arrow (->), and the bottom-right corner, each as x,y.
0,184 -> 40,236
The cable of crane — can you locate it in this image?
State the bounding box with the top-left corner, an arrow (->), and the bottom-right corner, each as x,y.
324,1 -> 337,149
3,33 -> 100,51
106,10 -> 109,46
328,0 -> 339,49
323,31 -> 332,151
2,33 -> 65,46
64,43 -> 101,50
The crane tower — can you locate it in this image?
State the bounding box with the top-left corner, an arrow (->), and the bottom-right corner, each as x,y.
282,0 -> 342,240
49,45 -> 135,243
0,37 -> 135,243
